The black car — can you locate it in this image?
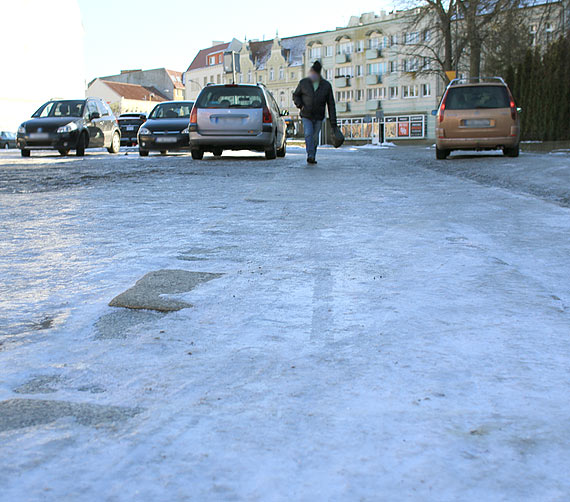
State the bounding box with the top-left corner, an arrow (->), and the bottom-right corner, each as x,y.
138,101 -> 194,156
17,98 -> 121,157
118,113 -> 147,146
1,132 -> 17,149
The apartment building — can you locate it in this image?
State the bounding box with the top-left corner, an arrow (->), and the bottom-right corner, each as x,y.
238,35 -> 308,117
184,39 -> 243,100
97,68 -> 186,101
304,11 -> 442,141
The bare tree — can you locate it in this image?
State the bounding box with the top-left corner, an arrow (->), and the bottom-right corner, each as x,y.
396,0 -> 466,82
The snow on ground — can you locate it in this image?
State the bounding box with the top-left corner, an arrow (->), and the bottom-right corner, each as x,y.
0,146 -> 569,501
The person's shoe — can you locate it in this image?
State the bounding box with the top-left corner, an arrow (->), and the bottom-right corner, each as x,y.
307,157 -> 317,164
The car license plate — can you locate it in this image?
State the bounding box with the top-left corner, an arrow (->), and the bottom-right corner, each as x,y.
30,132 -> 49,140
463,119 -> 491,127
126,126 -> 135,131
156,137 -> 177,143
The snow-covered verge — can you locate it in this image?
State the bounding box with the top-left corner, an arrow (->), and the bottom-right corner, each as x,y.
0,147 -> 569,501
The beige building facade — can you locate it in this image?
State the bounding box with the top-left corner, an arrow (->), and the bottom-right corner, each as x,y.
304,11 -> 441,141
86,79 -> 168,116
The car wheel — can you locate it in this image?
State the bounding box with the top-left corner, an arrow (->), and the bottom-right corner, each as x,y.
58,149 -> 70,156
265,139 -> 277,160
213,147 -> 223,157
436,147 -> 449,160
3,143 -> 9,150
107,132 -> 120,154
139,149 -> 149,157
277,140 -> 286,158
191,149 -> 204,160
503,144 -> 519,158
21,148 -> 31,158
76,133 -> 86,157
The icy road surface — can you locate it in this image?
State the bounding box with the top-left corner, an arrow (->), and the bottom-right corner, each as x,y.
0,146 -> 569,501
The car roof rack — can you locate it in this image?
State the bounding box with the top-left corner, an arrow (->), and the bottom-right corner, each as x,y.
449,76 -> 506,86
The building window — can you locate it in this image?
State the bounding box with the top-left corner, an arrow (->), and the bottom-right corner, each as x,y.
355,65 -> 364,77
325,46 -> 334,57
421,83 -> 431,97
356,40 -> 365,52
269,68 -> 275,81
247,70 -> 252,83
355,89 -> 364,101
423,57 -> 432,70
337,41 -> 354,55
389,86 -> 399,99
291,72 -> 296,80
389,60 -> 398,73
402,85 -> 419,98
335,66 -> 354,78
423,29 -> 431,42
390,34 -> 398,46
310,46 -> 322,59
530,25 -> 537,46
279,67 -> 284,80
367,62 -> 384,75
369,37 -> 380,49
325,69 -> 334,80
405,32 -> 419,44
367,87 -> 386,100
545,23 -> 553,44
336,90 -> 354,102
203,76 -> 208,86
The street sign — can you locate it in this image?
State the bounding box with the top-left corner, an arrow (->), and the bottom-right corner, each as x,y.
445,71 -> 457,81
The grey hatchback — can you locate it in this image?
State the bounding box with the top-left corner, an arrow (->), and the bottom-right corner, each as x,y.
189,84 -> 287,160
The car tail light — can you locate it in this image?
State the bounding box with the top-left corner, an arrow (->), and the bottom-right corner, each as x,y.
189,106 -> 197,125
438,91 -> 448,123
262,106 -> 272,124
509,94 -> 517,121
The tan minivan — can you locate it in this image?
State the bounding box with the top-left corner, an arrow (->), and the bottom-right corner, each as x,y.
434,77 -> 520,160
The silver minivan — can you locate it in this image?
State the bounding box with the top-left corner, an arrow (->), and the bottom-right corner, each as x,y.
189,84 -> 287,160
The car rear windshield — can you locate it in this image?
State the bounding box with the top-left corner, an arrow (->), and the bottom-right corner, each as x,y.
149,102 -> 194,119
32,100 -> 85,118
196,86 -> 265,108
445,85 -> 510,110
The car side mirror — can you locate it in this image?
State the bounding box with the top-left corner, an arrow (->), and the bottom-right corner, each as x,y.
431,109 -> 438,116
90,111 -> 101,120
280,110 -> 289,116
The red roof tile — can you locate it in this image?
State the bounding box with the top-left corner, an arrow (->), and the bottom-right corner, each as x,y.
186,42 -> 229,71
102,80 -> 169,101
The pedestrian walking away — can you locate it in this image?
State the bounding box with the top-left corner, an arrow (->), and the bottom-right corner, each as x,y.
293,61 -> 338,165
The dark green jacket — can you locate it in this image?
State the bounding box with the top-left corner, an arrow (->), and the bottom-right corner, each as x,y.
293,77 -> 337,127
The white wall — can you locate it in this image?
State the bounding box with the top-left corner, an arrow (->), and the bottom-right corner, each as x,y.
0,0 -> 85,131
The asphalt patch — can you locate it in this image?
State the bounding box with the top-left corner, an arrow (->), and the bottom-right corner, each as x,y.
14,376 -> 61,394
0,399 -> 142,432
109,269 -> 223,312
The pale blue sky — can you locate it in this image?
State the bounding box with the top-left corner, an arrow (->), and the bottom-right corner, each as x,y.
77,0 -> 394,80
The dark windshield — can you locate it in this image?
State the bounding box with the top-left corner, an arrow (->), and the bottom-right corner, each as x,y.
148,102 -> 194,119
196,86 -> 265,108
32,100 -> 85,118
445,86 -> 510,110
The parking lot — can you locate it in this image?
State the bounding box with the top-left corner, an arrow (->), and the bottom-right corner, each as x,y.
1,144 -> 569,500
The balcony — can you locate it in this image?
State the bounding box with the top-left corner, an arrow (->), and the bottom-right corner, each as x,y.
366,74 -> 382,85
335,77 -> 350,88
337,102 -> 350,113
366,100 -> 381,111
365,49 -> 382,60
335,53 -> 351,64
